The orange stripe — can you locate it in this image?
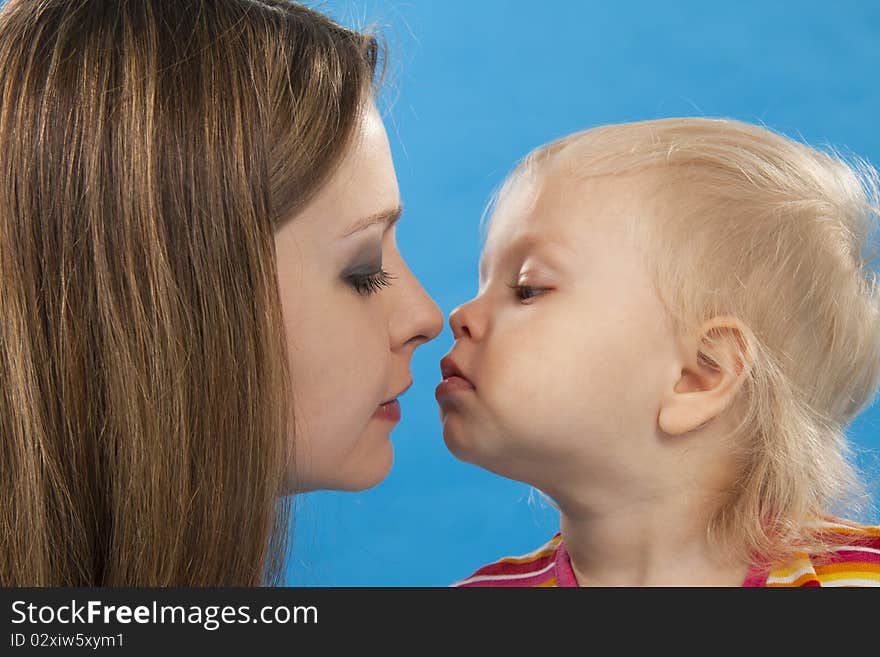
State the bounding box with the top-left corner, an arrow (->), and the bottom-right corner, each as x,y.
815,561 -> 880,576
816,571 -> 880,584
496,553 -> 554,566
817,575 -> 880,585
497,541 -> 561,565
536,577 -> 558,587
821,524 -> 880,538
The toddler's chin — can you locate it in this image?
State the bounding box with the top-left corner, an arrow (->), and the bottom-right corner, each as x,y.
439,412 -> 475,459
441,419 -> 498,470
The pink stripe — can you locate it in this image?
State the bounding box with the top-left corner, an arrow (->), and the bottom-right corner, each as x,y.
825,548 -> 880,564
456,569 -> 556,587
467,556 -> 556,578
741,565 -> 769,587
554,542 -> 578,587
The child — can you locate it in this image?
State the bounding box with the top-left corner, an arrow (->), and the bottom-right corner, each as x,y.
435,117 -> 880,586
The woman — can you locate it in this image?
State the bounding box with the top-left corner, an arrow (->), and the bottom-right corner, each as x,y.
0,0 -> 442,586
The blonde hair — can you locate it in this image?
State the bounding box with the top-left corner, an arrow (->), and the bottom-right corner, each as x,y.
499,117 -> 880,566
0,0 -> 378,586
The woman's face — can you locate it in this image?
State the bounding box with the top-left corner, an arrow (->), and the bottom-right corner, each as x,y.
275,102 -> 443,492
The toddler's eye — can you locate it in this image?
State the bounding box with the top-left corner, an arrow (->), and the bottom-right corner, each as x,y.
508,284 -> 549,303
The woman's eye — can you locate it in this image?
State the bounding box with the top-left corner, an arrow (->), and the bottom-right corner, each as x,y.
508,284 -> 549,302
348,268 -> 396,296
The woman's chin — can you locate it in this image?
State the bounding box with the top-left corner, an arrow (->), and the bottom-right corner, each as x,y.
331,458 -> 394,492
294,451 -> 394,493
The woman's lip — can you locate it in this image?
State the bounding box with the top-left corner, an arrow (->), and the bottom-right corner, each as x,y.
374,399 -> 401,422
435,376 -> 475,402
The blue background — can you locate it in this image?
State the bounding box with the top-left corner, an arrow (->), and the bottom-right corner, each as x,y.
287,0 -> 880,585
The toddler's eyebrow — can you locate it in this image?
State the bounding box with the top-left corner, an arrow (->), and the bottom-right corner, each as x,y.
479,233 -> 574,283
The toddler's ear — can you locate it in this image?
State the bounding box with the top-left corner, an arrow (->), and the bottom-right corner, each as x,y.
658,316 -> 755,436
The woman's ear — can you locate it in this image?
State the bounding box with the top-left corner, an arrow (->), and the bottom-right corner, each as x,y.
658,316 -> 755,436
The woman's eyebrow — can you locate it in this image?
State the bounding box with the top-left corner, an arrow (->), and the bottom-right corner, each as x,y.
339,205 -> 403,238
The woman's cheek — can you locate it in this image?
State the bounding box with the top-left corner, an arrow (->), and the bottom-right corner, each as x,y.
342,313 -> 389,400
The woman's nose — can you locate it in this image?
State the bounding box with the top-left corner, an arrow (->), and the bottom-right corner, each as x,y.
389,259 -> 443,351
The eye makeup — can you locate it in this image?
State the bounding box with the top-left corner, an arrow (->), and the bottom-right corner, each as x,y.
342,246 -> 395,297
348,268 -> 395,296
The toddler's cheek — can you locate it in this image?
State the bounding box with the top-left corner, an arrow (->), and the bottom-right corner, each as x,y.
487,350 -> 557,400
486,358 -> 567,425
504,347 -> 635,439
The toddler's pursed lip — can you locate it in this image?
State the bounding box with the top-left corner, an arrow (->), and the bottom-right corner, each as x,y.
437,355 -> 475,402
440,355 -> 474,387
435,376 -> 475,402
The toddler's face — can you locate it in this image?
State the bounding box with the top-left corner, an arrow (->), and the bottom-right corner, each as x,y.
436,165 -> 684,495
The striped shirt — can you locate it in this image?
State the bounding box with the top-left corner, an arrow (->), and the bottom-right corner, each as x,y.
452,519 -> 880,587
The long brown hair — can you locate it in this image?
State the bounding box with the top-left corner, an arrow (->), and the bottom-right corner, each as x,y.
0,0 -> 378,585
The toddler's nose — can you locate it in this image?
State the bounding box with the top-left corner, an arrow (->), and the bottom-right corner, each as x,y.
449,298 -> 483,341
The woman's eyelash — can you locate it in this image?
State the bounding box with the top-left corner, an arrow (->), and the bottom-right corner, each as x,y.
508,284 -> 548,302
349,269 -> 396,296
